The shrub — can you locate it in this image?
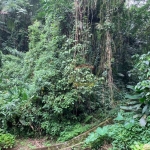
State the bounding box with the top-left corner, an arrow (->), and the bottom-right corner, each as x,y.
0,133 -> 15,149
128,52 -> 150,105
58,124 -> 90,142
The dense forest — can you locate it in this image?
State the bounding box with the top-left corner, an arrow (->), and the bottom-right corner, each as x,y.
0,0 -> 150,149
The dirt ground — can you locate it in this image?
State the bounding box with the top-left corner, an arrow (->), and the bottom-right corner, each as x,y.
99,144 -> 112,150
7,138 -> 112,150
7,138 -> 53,150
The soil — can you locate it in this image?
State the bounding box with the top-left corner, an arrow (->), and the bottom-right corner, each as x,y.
7,139 -> 112,150
99,144 -> 112,150
7,138 -> 112,150
7,138 -> 54,150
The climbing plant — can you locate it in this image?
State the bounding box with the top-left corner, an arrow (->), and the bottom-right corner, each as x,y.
0,0 -> 150,140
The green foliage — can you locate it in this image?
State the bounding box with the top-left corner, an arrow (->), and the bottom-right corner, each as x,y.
85,126 -> 109,149
0,0 -> 40,52
129,52 -> 150,102
0,132 -> 15,149
85,111 -> 150,150
1,0 -> 30,13
0,52 -> 2,68
58,124 -> 90,142
0,1 -> 103,137
121,52 -> 150,126
0,86 -> 29,130
0,50 -> 24,92
130,142 -> 144,150
26,19 -> 100,136
1,0 -> 150,144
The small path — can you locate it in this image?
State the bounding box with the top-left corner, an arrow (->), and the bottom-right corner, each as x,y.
7,118 -> 112,150
33,118 -> 112,150
7,138 -> 53,150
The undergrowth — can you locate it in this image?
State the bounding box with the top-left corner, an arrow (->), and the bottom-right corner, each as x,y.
58,124 -> 91,142
85,111 -> 150,150
0,129 -> 15,150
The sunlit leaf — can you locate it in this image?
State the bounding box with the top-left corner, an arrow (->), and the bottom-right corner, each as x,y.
139,117 -> 147,127
114,113 -> 124,121
125,94 -> 142,100
142,105 -> 148,114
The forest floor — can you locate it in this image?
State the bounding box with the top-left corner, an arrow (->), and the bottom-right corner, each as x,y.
7,138 -> 112,150
7,137 -> 53,150
7,119 -> 112,150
